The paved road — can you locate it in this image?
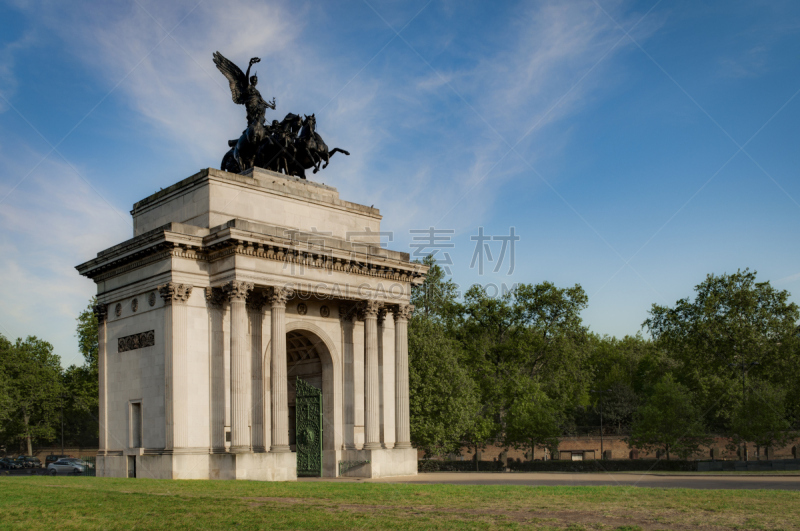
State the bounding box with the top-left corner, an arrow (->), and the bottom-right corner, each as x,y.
305,472 -> 800,490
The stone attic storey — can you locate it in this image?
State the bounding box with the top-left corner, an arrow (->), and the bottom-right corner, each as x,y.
76,167 -> 428,480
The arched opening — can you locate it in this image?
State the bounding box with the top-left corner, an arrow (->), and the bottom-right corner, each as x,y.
286,328 -> 336,476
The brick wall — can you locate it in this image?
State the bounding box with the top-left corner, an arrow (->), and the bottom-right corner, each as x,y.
425,436 -> 800,461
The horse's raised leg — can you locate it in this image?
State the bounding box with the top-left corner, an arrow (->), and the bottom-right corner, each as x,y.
323,148 -> 350,169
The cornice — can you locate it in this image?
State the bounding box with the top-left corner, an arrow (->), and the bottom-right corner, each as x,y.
77,225 -> 429,284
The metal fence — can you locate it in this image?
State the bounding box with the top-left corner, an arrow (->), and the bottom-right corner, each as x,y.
80,456 -> 96,477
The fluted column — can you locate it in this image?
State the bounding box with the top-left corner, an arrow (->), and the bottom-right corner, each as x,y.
269,286 -> 294,452
393,304 -> 414,449
364,300 -> 383,450
94,303 -> 108,455
206,288 -> 228,453
159,282 -> 193,451
379,309 -> 396,449
248,291 -> 268,452
224,280 -> 253,453
339,305 -> 356,450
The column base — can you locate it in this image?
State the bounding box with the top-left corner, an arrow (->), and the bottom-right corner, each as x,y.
394,442 -> 412,449
363,442 -> 382,450
230,445 -> 252,454
270,444 -> 291,453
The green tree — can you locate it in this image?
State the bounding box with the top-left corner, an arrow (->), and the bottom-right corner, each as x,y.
2,337 -> 63,455
60,299 -> 100,447
76,297 -> 99,370
628,375 -> 710,460
505,384 -> 561,460
460,281 -> 589,446
408,257 -> 480,457
644,269 -> 799,448
729,379 -> 794,455
408,316 -> 480,457
0,336 -> 14,429
410,255 -> 460,325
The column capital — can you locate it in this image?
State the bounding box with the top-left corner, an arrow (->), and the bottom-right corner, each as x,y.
93,303 -> 108,324
223,280 -> 254,302
339,303 -> 356,322
158,283 -> 193,305
205,286 -> 228,307
267,286 -> 294,307
377,307 -> 390,324
246,290 -> 269,312
363,300 -> 383,319
393,304 -> 414,321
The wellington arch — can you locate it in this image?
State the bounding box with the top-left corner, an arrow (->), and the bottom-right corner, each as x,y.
76,167 -> 427,480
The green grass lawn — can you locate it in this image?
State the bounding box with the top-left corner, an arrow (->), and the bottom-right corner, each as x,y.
1,476 -> 799,530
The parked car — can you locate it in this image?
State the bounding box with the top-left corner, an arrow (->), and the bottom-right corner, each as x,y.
62,457 -> 92,469
22,456 -> 43,468
45,455 -> 70,467
47,459 -> 85,475
12,456 -> 31,468
0,457 -> 21,469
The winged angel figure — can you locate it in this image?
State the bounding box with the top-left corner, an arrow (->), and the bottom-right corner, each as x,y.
213,51 -> 276,172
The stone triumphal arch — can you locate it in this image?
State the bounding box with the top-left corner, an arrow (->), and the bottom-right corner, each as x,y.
77,167 -> 427,480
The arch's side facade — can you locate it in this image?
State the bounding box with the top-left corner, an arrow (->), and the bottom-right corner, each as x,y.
76,168 -> 427,481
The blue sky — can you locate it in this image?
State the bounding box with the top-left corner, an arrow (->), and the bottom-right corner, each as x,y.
1,0 -> 799,367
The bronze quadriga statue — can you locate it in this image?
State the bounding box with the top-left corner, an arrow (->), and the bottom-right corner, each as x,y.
213,52 -> 349,179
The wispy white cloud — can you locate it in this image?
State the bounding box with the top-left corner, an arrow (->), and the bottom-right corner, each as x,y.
0,0 -> 669,358
0,144 -> 130,365
0,28 -> 37,113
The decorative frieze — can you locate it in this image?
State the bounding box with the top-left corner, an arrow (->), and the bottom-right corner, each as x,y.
118,330 -> 155,352
83,235 -> 422,285
158,282 -> 193,304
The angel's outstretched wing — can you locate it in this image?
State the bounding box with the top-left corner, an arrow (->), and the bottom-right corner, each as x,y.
213,51 -> 247,105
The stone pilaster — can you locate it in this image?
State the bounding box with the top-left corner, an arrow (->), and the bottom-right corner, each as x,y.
339,304 -> 356,450
247,291 -> 269,452
269,286 -> 294,453
363,300 -> 383,450
393,304 -> 414,449
206,287 -> 228,453
93,303 -> 108,455
158,282 -> 193,450
224,280 -> 254,453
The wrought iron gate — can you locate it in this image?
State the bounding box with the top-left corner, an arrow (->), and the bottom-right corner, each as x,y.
295,377 -> 323,477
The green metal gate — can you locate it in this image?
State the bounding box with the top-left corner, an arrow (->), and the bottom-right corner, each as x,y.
295,377 -> 322,477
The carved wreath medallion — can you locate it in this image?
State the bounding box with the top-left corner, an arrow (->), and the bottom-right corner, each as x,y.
297,302 -> 308,315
